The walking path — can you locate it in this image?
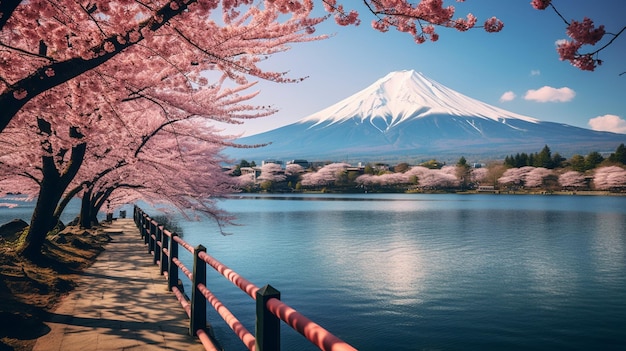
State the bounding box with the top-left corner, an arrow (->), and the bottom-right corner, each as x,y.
33,218 -> 206,351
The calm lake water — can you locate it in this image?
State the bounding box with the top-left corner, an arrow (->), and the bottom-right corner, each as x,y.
3,194 -> 625,350
173,194 -> 626,351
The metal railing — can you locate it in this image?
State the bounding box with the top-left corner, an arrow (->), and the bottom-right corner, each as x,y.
133,206 -> 357,351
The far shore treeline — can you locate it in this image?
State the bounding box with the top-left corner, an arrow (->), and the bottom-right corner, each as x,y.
228,144 -> 626,194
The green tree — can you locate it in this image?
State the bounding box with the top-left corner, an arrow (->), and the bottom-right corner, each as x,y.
608,143 -> 626,164
585,151 -> 605,170
456,156 -> 471,190
569,154 -> 586,172
535,145 -> 553,168
457,156 -> 468,167
552,152 -> 564,168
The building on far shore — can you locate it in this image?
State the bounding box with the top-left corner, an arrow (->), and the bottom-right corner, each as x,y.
477,185 -> 496,192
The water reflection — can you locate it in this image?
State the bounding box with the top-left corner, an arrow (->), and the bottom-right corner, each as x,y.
157,194 -> 626,350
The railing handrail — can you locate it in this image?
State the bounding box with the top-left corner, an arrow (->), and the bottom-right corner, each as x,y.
133,205 -> 357,351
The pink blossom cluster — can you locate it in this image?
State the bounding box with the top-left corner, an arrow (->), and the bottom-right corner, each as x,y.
556,17 -> 606,71
323,0 -> 502,44
530,0 -> 551,10
498,166 -> 554,188
258,163 -> 287,182
593,166 -> 626,190
285,163 -> 305,176
0,0 -> 333,219
530,0 -> 612,71
354,165 -> 461,188
301,163 -> 351,187
558,171 -> 586,188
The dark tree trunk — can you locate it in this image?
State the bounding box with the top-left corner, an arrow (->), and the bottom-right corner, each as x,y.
79,188 -> 93,229
20,178 -> 63,258
53,183 -> 85,224
18,140 -> 87,259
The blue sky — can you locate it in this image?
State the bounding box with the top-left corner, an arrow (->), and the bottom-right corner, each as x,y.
217,1 -> 625,137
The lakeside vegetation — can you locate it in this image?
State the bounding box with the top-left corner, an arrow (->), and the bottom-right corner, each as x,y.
229,144 -> 626,194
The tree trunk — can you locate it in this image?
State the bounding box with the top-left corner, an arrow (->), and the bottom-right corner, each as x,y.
53,183 -> 85,224
18,140 -> 87,259
19,178 -> 63,258
79,188 -> 93,229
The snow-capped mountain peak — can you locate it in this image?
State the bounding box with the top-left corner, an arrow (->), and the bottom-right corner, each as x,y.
228,69 -> 625,162
299,69 -> 538,131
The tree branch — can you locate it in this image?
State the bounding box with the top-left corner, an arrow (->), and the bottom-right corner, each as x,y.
0,0 -> 199,133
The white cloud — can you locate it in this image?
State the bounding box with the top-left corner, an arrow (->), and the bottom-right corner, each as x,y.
499,91 -> 516,102
524,86 -> 576,102
531,70 -> 541,76
588,114 -> 626,134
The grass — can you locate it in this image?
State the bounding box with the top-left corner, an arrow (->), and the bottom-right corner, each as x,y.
0,225 -> 111,351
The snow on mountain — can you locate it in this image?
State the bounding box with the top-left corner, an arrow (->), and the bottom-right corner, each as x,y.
299,69 -> 538,132
227,70 -> 626,162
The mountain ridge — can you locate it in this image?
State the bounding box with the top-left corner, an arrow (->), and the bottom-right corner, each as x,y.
227,70 -> 626,162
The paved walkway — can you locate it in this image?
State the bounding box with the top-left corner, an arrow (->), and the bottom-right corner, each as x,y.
33,218 -> 206,351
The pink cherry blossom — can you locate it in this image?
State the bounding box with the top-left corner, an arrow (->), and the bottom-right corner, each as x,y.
566,17 -> 605,45
531,0 -> 551,10
593,166 -> 626,190
558,171 -> 586,188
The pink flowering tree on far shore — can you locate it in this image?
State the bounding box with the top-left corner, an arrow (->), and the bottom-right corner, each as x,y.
497,166 -> 536,189
593,166 -> 626,190
524,167 -> 554,188
558,171 -> 587,189
470,167 -> 489,185
355,171 -> 410,189
301,163 -> 351,188
258,163 -> 286,183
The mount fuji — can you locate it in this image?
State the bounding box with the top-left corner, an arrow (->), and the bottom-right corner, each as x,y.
226,70 -> 626,162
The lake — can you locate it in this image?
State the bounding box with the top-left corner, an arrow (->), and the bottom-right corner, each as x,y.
3,194 -> 625,350
172,194 -> 626,351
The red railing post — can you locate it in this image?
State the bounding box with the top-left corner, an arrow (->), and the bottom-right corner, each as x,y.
143,214 -> 150,245
190,245 -> 207,336
153,224 -> 162,265
167,233 -> 179,291
160,230 -> 169,275
256,284 -> 281,351
148,220 -> 156,254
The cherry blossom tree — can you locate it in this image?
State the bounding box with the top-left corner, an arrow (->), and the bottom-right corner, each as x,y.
524,167 -> 553,188
470,167 -> 489,185
301,163 -> 350,187
497,166 -> 536,188
1,1 -> 330,257
558,170 -> 587,189
0,67 -> 286,257
257,163 -> 286,183
0,1 -> 332,133
285,163 -> 305,177
236,173 -> 257,188
592,166 -> 626,191
355,171 -> 409,188
418,165 -> 459,188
